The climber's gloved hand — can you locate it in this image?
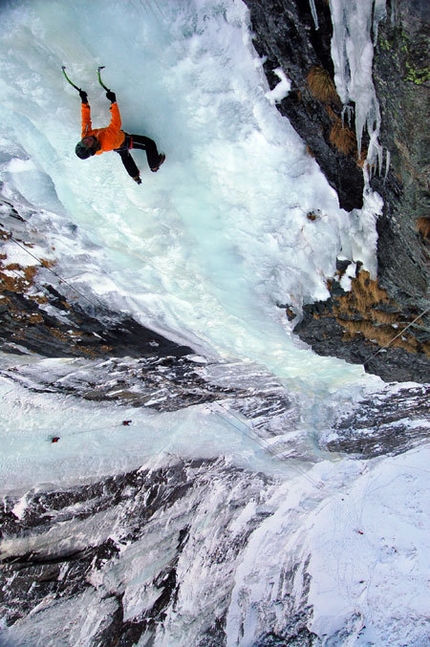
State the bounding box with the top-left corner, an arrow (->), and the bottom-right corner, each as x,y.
106,90 -> 117,103
133,176 -> 142,185
79,89 -> 88,104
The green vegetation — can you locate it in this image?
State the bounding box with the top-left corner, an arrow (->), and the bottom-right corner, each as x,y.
404,61 -> 430,85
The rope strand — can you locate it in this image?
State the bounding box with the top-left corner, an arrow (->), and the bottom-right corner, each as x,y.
5,233 -> 104,310
363,304 -> 430,366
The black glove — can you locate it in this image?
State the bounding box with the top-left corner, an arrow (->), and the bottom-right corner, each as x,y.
133,176 -> 142,185
106,90 -> 116,103
79,90 -> 88,104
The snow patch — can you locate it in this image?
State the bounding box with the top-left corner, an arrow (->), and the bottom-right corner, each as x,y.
265,68 -> 291,104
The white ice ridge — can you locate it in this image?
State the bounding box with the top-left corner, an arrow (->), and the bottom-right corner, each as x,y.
329,0 -> 387,173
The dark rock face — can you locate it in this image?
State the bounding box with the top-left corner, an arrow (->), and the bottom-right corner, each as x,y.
293,269 -> 430,384
0,461 -> 198,640
242,0 -> 365,211
1,287 -> 193,359
0,460 -> 273,646
372,0 -> 430,307
0,353 -> 299,436
0,207 -> 192,361
324,383 -> 430,458
294,304 -> 430,384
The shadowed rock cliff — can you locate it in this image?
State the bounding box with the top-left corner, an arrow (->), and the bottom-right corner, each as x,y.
242,0 -> 365,212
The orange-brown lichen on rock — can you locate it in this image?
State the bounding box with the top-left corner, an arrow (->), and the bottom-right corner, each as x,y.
416,216 -> 430,240
329,117 -> 357,156
0,263 -> 38,293
307,66 -> 339,103
328,270 -> 430,355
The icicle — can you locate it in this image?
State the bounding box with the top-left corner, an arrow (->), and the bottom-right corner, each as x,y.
372,0 -> 387,44
367,130 -> 384,176
384,149 -> 390,181
378,143 -> 383,176
308,0 -> 319,30
328,0 -> 387,175
341,104 -> 354,127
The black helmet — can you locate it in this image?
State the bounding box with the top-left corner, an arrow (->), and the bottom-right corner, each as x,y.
75,136 -> 99,159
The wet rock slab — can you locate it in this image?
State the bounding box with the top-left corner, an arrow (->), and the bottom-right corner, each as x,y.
322,383 -> 430,458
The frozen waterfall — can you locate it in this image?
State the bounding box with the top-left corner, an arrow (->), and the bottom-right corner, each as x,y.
0,1 -> 428,646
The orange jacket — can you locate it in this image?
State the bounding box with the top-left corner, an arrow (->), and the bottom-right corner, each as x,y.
81,102 -> 126,153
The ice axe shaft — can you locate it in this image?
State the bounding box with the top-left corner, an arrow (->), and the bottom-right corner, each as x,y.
97,66 -> 110,92
61,66 -> 81,92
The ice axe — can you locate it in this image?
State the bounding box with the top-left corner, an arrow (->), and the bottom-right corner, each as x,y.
97,66 -> 111,92
61,66 -> 82,92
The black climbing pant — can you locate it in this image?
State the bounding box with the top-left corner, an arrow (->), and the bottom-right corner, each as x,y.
116,135 -> 160,179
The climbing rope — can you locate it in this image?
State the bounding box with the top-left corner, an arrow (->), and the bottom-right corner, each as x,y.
363,303 -> 430,366
3,230 -> 105,311
208,400 -> 325,489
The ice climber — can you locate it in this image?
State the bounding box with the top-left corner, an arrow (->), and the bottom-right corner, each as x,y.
75,88 -> 165,184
